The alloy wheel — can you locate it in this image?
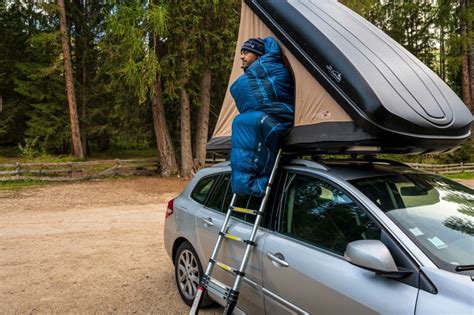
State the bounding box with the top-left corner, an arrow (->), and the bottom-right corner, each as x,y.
177,249 -> 200,300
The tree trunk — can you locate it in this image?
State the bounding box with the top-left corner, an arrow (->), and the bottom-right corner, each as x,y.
80,0 -> 88,155
151,81 -> 178,176
58,0 -> 83,158
469,0 -> 474,113
180,83 -> 194,177
440,25 -> 446,81
73,0 -> 88,155
194,68 -> 212,170
460,0 -> 472,112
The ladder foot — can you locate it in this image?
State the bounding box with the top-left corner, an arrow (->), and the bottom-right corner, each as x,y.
223,289 -> 239,315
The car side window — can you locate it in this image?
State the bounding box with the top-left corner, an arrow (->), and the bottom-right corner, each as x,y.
207,175 -> 231,213
279,173 -> 381,255
190,175 -> 218,205
207,173 -> 262,223
232,194 -> 262,223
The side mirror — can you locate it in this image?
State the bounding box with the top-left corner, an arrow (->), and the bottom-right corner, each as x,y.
344,240 -> 412,279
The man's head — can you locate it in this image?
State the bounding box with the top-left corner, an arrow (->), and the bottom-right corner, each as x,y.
240,38 -> 265,70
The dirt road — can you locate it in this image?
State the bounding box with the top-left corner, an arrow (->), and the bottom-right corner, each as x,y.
0,178 -> 221,314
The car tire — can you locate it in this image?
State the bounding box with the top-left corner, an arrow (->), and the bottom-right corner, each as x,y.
174,241 -> 213,307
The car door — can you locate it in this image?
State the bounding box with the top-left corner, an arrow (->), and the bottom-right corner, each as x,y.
194,173 -> 266,314
261,172 -> 419,314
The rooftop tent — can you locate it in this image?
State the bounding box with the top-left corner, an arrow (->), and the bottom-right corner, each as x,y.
207,0 -> 473,155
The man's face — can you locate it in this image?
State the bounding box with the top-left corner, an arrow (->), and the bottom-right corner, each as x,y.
240,50 -> 258,70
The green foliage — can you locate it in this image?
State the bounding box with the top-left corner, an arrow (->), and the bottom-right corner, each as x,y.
0,2 -> 30,144
18,137 -> 41,158
366,0 -> 438,67
445,172 -> 474,180
102,1 -> 162,104
0,179 -> 47,190
14,30 -> 71,154
338,0 -> 378,16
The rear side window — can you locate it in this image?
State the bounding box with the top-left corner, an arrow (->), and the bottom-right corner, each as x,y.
191,176 -> 218,205
207,173 -> 262,223
208,175 -> 231,212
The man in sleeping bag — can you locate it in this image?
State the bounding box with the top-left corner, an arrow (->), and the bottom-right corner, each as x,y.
230,37 -> 295,197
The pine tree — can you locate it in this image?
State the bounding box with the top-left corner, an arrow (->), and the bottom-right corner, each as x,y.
101,0 -> 178,175
58,0 -> 84,158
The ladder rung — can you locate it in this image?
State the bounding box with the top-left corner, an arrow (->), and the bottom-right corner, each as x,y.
222,232 -> 243,242
219,231 -> 256,246
213,260 -> 245,277
230,206 -> 260,215
203,276 -> 231,300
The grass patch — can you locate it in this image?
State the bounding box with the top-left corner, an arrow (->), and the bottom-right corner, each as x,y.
0,179 -> 49,190
88,148 -> 156,160
445,172 -> 474,180
0,146 -> 157,164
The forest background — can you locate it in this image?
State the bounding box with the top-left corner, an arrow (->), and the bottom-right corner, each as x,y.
0,0 -> 473,178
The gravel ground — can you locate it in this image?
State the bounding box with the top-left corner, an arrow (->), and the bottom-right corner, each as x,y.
0,178 -> 222,314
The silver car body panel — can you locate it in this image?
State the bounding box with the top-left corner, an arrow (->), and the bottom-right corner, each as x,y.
262,231 -> 418,314
416,267 -> 474,314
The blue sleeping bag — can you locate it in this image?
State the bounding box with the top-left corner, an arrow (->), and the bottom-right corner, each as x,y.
230,37 -> 295,197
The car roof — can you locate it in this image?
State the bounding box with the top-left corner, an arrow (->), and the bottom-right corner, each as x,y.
322,162 -> 414,181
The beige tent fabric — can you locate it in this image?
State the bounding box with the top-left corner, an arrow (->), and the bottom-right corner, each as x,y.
212,1 -> 352,139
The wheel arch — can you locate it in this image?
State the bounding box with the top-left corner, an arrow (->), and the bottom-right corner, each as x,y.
172,237 -> 190,265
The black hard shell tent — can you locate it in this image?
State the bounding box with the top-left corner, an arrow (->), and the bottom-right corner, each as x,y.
207,0 -> 473,155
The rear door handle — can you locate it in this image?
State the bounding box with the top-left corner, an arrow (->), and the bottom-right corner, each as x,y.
200,217 -> 214,227
266,252 -> 289,267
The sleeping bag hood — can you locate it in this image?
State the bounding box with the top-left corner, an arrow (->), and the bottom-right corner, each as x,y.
207,0 -> 473,155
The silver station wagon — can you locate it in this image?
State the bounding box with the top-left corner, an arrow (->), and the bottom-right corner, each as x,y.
164,158 -> 474,314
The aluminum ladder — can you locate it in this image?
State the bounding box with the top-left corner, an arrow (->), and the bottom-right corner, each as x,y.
190,149 -> 283,315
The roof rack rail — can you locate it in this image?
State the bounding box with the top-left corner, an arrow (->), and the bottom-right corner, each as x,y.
322,156 -> 411,168
364,156 -> 411,168
289,159 -> 330,171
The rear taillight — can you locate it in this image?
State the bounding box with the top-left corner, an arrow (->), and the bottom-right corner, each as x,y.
165,199 -> 174,219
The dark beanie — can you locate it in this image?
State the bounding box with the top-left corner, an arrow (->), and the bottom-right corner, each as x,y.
241,38 -> 265,56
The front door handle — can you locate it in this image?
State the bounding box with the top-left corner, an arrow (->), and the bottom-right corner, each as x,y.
266,251 -> 289,267
200,217 -> 214,227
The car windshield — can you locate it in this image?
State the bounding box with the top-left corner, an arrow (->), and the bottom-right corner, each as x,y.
350,172 -> 474,274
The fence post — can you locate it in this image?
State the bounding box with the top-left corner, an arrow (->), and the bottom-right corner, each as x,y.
15,162 -> 21,180
114,159 -> 120,176
461,162 -> 464,173
68,162 -> 73,177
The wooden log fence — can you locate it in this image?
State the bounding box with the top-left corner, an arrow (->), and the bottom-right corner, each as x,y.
407,162 -> 474,174
0,159 -> 160,182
